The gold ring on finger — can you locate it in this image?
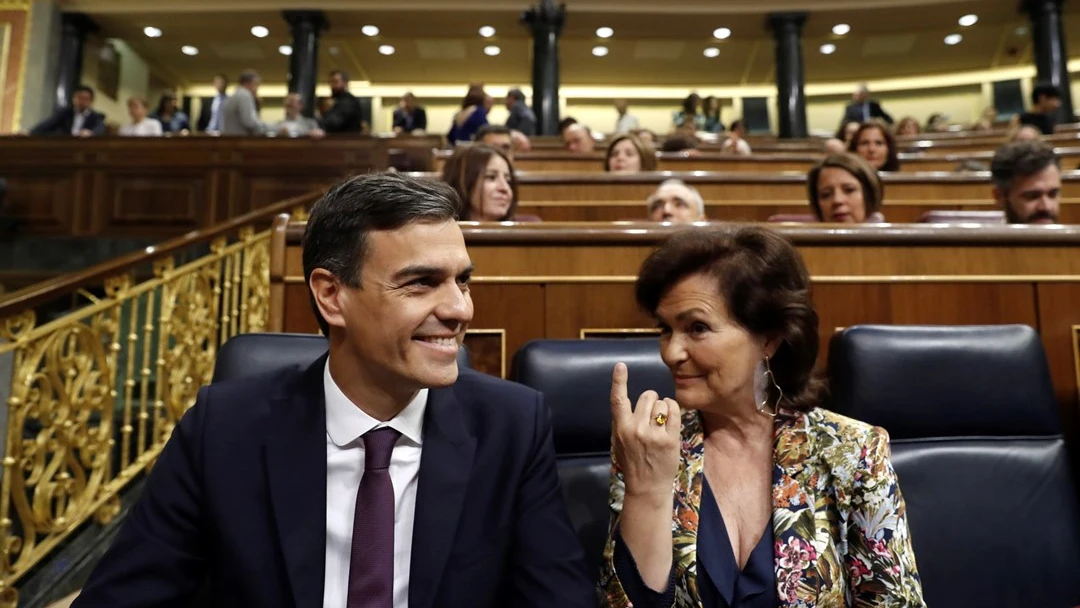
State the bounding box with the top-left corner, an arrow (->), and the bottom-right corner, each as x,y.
654,413 -> 668,426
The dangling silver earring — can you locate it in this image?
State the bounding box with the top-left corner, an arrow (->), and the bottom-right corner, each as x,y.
757,356 -> 782,417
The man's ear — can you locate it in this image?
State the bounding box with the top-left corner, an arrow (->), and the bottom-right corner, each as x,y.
309,269 -> 348,331
991,185 -> 1006,210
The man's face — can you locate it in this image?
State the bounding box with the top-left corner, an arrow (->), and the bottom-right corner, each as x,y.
213,76 -> 226,94
563,125 -> 594,152
72,91 -> 92,112
402,95 -> 415,110
647,184 -> 703,223
505,94 -> 515,110
995,164 -> 1061,224
1039,95 -> 1062,114
285,95 -> 302,115
324,220 -> 474,392
330,73 -> 347,93
480,133 -> 513,159
853,89 -> 868,103
615,100 -> 628,114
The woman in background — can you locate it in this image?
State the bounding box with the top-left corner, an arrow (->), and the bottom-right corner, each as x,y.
119,97 -> 163,137
823,119 -> 861,154
896,116 -> 921,136
848,121 -> 900,171
448,87 -> 489,144
441,143 -> 519,221
807,153 -> 885,223
151,92 -> 191,134
605,134 -> 657,174
702,96 -> 723,133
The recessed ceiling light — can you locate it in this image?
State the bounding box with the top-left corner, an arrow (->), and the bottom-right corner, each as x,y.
143,26 -> 162,38
713,27 -> 732,40
181,45 -> 198,56
483,45 -> 501,56
958,14 -> 978,27
1015,26 -> 1028,36
250,25 -> 269,38
596,27 -> 614,38
703,47 -> 720,58
832,23 -> 850,36
278,45 -> 292,55
592,45 -> 609,57
362,25 -> 380,37
479,26 -> 496,38
379,44 -> 396,55
329,46 -> 340,55
820,43 -> 837,55
944,34 -> 963,45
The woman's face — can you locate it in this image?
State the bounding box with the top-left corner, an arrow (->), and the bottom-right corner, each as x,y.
655,273 -> 769,412
470,155 -> 513,221
608,139 -> 642,173
856,127 -> 888,169
816,166 -> 867,223
897,120 -> 919,136
163,97 -> 177,113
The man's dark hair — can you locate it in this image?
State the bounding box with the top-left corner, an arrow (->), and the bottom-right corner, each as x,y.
1032,83 -> 1061,106
661,135 -> 698,153
558,117 -> 578,133
73,85 -> 95,99
238,70 -> 260,85
990,140 -> 1060,195
302,173 -> 461,335
214,73 -> 228,83
330,69 -> 350,82
507,88 -> 526,103
475,124 -> 511,141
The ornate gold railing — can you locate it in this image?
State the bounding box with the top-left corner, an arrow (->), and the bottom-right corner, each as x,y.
0,189 -> 322,605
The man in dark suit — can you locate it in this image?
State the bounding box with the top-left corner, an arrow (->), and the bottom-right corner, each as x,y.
71,173 -> 594,608
392,92 -> 428,134
841,84 -> 893,125
321,69 -> 364,133
29,85 -> 105,136
196,73 -> 229,132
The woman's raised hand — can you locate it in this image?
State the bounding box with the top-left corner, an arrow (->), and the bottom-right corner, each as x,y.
610,362 -> 682,499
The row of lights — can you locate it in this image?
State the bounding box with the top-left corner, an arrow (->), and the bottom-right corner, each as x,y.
590,26 -> 730,59
143,22 -> 385,56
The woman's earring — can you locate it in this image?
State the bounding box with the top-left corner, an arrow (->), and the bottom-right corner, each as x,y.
757,356 -> 782,417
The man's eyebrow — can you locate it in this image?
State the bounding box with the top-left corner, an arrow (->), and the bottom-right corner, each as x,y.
391,265 -> 447,282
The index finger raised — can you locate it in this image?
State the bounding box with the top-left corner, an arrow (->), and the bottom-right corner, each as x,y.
610,362 -> 632,422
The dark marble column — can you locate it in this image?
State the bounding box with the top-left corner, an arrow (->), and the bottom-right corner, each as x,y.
55,13 -> 98,110
1024,0 -> 1073,121
767,12 -> 808,139
282,10 -> 327,119
521,0 -> 565,135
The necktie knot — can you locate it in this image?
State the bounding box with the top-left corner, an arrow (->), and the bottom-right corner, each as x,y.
363,427 -> 401,471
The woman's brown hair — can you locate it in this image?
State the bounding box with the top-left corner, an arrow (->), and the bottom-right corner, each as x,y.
635,225 -> 824,413
603,133 -> 657,172
440,143 -> 518,221
806,153 -> 884,221
847,121 -> 900,171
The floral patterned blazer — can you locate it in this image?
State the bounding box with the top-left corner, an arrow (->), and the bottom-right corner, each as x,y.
600,407 -> 926,608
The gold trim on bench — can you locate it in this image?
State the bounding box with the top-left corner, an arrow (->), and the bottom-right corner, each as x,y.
580,328 -> 662,339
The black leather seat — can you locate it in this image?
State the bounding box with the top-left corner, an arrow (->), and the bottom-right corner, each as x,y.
509,338 -> 673,581
828,325 -> 1080,608
212,332 -> 471,383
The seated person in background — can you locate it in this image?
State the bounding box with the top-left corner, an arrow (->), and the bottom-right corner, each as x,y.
150,92 -> 191,134
119,97 -> 163,137
442,143 -> 519,221
392,92 -> 427,134
646,179 -> 705,223
601,225 -> 924,607
220,70 -> 269,135
660,135 -> 699,156
823,119 -> 861,154
991,140 -> 1060,225
848,121 -> 900,171
475,125 -> 514,160
29,85 -> 105,137
925,112 -> 950,133
448,88 -> 489,144
270,93 -> 325,139
562,122 -> 596,153
504,88 -> 537,136
631,128 -> 657,146
970,106 -> 998,131
895,116 -> 920,136
719,119 -> 751,155
672,93 -> 705,132
604,133 -> 656,174
808,153 -> 885,223
1009,124 -> 1043,142
72,173 -> 593,608
1019,83 -> 1062,135
320,70 -> 364,133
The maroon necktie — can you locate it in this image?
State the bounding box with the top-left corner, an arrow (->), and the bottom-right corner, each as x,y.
346,427 -> 401,608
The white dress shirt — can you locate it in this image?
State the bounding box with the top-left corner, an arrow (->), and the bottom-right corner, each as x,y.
119,118 -> 163,137
71,109 -> 90,135
615,112 -> 640,135
323,360 -> 427,608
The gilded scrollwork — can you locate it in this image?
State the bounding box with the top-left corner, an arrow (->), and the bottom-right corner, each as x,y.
0,311 -> 36,344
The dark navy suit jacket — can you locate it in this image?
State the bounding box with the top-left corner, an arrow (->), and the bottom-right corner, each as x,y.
72,357 -> 594,608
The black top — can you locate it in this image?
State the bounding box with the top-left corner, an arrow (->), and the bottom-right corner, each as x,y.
321,90 -> 364,133
1019,111 -> 1056,135
614,476 -> 777,607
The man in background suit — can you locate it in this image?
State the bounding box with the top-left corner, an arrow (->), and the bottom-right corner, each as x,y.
321,69 -> 363,133
71,173 -> 594,608
29,85 -> 105,136
220,70 -> 268,135
392,92 -> 427,134
196,73 -> 229,132
842,83 -> 893,125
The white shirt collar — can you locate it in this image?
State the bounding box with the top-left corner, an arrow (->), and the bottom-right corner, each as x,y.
323,358 -> 427,448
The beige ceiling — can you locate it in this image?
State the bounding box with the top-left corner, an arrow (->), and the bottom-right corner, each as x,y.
81,0 -> 1080,89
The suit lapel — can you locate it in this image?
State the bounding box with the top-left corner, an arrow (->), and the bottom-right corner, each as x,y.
264,356 -> 328,608
408,383 -> 476,608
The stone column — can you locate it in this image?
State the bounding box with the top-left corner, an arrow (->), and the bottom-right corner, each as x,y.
282,10 -> 327,119
1024,0 -> 1073,121
55,13 -> 97,110
767,12 -> 808,139
521,0 -> 565,135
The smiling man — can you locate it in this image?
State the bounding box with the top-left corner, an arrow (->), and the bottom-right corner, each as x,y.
72,174 -> 593,608
991,140 -> 1061,225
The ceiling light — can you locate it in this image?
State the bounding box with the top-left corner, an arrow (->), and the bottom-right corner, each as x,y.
278,45 -> 292,56
483,45 -> 501,56
703,47 -> 720,58
832,23 -> 850,36
592,45 -> 609,57
944,34 -> 963,45
362,25 -> 380,37
143,26 -> 162,38
713,27 -> 731,40
596,27 -> 614,38
329,46 -> 340,55
379,45 -> 396,55
251,25 -> 269,38
958,14 -> 978,27
181,45 -> 198,56
479,26 -> 496,37
820,43 -> 837,55
1015,26 -> 1028,36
